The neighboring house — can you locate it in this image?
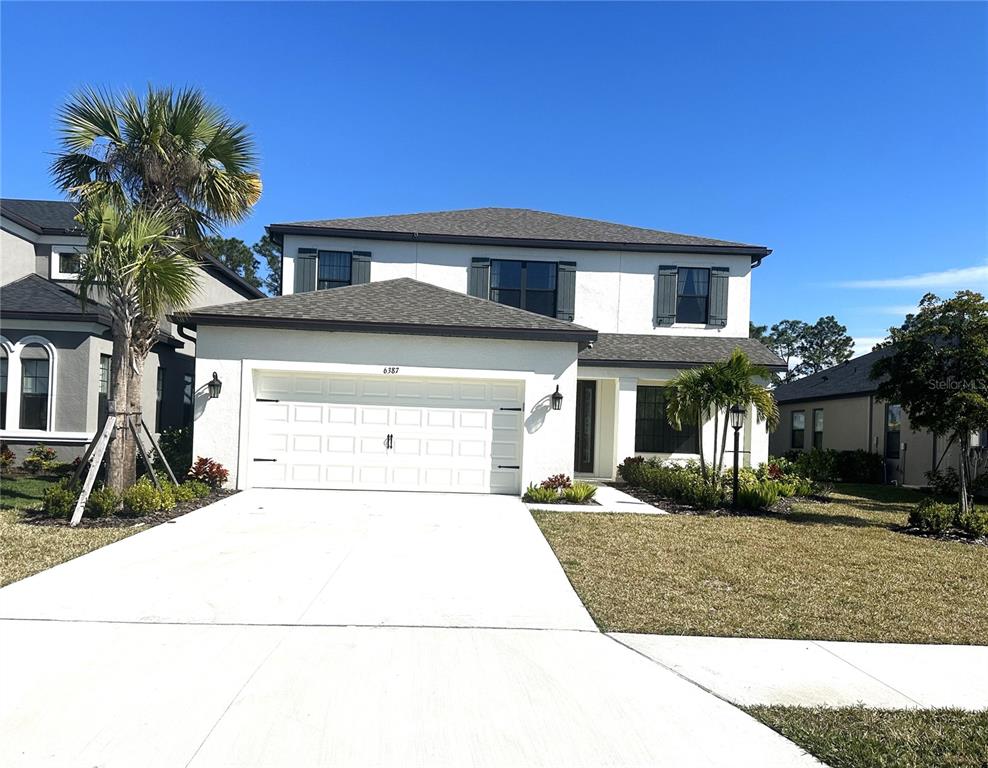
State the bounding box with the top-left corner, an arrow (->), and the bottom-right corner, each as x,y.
770,347 -> 980,486
180,208 -> 784,494
0,198 -> 263,461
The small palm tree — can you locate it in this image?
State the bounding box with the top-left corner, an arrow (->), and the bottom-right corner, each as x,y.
666,349 -> 779,484
51,85 -> 260,490
79,203 -> 200,490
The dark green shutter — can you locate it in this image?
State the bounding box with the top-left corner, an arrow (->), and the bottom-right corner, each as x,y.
294,248 -> 317,293
556,261 -> 577,321
655,265 -> 678,326
351,251 -> 372,285
468,257 -> 490,299
708,267 -> 729,327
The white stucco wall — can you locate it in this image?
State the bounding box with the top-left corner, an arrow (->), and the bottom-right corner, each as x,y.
1,226 -> 40,284
192,326 -> 580,492
281,234 -> 754,337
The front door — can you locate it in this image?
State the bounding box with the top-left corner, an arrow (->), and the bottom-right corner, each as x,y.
574,380 -> 596,474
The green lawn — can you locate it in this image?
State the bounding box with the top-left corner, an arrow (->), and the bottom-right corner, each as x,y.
533,483 -> 988,644
747,706 -> 988,768
0,473 -> 140,587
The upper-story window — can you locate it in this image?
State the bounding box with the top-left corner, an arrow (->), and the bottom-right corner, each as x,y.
676,268 -> 710,324
490,260 -> 557,317
51,247 -> 85,280
317,251 -> 352,290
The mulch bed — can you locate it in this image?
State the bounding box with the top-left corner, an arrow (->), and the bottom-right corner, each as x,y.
896,525 -> 988,548
609,482 -> 815,517
19,489 -> 238,529
525,498 -> 601,507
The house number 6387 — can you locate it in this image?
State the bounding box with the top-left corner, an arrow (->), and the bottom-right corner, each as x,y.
382,366 -> 400,375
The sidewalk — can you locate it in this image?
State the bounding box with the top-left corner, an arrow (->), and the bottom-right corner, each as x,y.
612,634 -> 988,709
526,483 -> 667,514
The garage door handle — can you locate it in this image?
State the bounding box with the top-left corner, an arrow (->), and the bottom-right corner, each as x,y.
499,407 -> 523,411
386,433 -> 393,450
497,465 -> 520,469
256,398 -> 280,403
253,458 -> 277,462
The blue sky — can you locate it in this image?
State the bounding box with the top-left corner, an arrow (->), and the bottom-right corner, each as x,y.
2,2 -> 986,354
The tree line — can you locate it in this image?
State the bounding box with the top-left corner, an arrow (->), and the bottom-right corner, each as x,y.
750,316 -> 855,382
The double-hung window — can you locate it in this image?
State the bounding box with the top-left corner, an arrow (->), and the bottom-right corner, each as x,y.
812,409 -> 824,450
317,251 -> 352,290
98,354 -> 112,425
791,411 -> 805,450
676,268 -> 710,324
490,260 -> 557,317
885,404 -> 902,459
634,386 -> 699,453
20,357 -> 50,430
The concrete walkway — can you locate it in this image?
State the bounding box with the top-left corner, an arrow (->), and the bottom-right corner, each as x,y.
526,483 -> 666,514
0,489 -> 821,768
615,634 -> 988,710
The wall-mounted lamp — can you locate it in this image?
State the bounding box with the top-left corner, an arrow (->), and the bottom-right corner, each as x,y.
550,385 -> 563,411
207,372 -> 223,399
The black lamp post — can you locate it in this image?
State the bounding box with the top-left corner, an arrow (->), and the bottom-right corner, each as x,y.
730,404 -> 745,508
550,385 -> 563,411
207,372 -> 223,399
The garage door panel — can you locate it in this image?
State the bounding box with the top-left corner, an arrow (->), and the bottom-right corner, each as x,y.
250,373 -> 523,494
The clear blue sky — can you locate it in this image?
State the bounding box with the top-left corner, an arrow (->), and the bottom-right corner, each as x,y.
3,2 -> 986,353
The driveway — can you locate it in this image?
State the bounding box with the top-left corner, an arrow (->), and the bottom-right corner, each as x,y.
0,490 -> 820,767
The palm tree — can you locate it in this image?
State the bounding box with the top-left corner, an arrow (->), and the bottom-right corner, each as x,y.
51,86 -> 261,490
666,349 -> 779,484
78,203 -> 200,490
52,86 -> 261,239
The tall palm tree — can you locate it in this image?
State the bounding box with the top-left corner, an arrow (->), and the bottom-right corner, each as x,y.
52,86 -> 261,490
78,203 -> 200,489
666,349 -> 779,484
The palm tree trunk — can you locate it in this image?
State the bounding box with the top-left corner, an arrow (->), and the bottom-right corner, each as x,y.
697,410 -> 708,482
106,330 -> 137,491
718,409 -> 730,478
958,431 -> 971,517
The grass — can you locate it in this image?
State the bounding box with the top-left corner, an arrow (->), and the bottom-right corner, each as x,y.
533,483 -> 988,644
747,706 -> 988,768
0,473 -> 140,587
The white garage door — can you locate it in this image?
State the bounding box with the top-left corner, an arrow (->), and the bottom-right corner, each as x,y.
249,371 -> 525,494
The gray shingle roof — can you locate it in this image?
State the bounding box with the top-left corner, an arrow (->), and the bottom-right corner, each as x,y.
0,274 -> 110,324
176,278 -> 597,343
269,208 -> 769,254
771,347 -> 893,403
0,198 -> 83,235
579,333 -> 787,369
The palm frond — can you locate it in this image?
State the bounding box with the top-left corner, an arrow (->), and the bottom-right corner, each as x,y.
55,87 -> 122,153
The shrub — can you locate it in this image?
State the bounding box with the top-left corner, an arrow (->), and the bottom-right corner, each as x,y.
523,483 -> 559,503
174,480 -> 211,502
159,425 -> 193,478
833,449 -> 884,483
42,479 -> 78,519
0,443 -> 14,470
157,481 -> 177,511
617,456 -> 646,485
786,449 -> 838,482
122,478 -> 171,516
561,481 -> 597,504
925,467 -> 960,498
956,506 -> 988,538
540,473 -> 572,491
86,486 -> 120,518
22,444 -> 59,474
188,457 -> 229,488
791,477 -> 815,497
737,480 -> 781,511
909,498 -> 956,534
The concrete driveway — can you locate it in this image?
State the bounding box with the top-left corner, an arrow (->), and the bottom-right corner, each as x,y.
0,490 -> 820,767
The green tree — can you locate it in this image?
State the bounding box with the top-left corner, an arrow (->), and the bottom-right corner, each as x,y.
795,315 -> 854,378
766,319 -> 808,382
52,86 -> 261,490
872,291 -> 988,515
78,203 -> 200,490
252,234 -> 282,296
749,321 -> 768,341
204,235 -> 261,290
666,349 -> 780,484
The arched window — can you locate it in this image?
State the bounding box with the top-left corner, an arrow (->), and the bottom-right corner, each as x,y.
0,344 -> 8,430
19,342 -> 51,430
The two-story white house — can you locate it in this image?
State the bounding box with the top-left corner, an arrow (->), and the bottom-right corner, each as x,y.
181,208 -> 785,494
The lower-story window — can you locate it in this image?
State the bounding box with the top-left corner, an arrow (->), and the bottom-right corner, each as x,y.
20,355 -> 50,430
812,408 -> 824,450
791,410 -> 805,450
634,386 -> 699,453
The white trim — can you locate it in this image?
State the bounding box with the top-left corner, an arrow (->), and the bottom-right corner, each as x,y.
49,245 -> 86,280
4,335 -> 58,432
0,430 -> 92,443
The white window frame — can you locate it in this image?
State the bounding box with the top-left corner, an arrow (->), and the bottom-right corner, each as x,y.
50,245 -> 86,281
0,335 -> 58,434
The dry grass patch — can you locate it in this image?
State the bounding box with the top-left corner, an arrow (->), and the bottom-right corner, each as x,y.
747,706 -> 988,768
1,474 -> 141,586
533,484 -> 988,644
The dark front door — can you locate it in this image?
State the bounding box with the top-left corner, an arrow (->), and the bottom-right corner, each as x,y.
574,380 -> 596,474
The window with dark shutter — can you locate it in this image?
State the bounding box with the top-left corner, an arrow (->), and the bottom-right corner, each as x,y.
655,265 -> 678,326
294,248 -> 317,293
634,386 -> 699,453
556,262 -> 577,321
468,257 -> 491,299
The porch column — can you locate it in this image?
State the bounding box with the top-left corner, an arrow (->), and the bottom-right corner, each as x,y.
615,376 -> 638,463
